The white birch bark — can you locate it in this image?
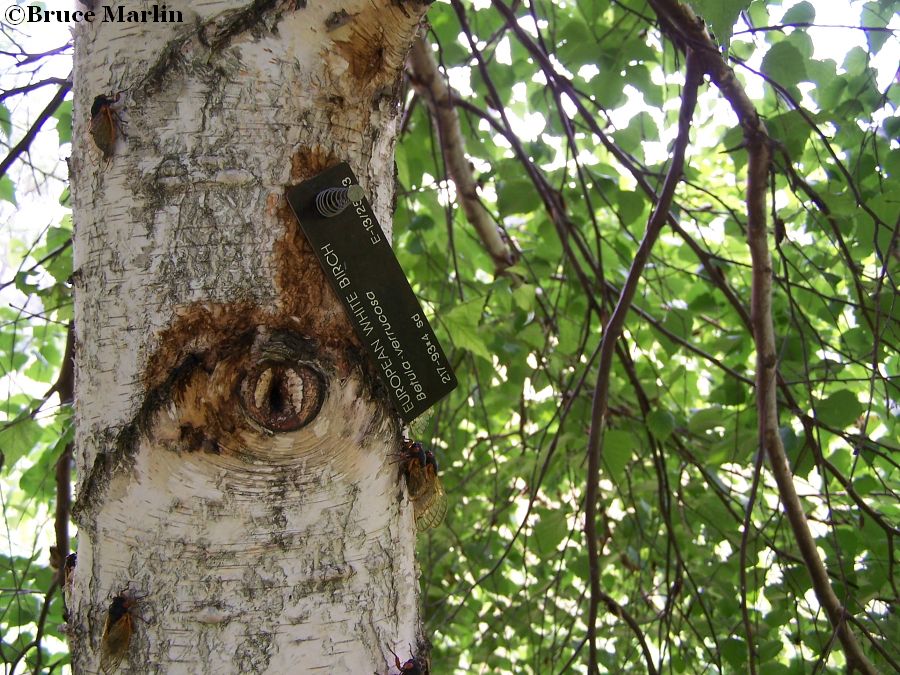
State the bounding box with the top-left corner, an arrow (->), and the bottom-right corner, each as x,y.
68,1 -> 430,672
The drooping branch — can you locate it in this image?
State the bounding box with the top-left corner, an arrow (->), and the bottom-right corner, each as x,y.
490,0 -> 757,346
645,1 -> 878,672
406,37 -> 516,274
0,77 -> 71,103
0,79 -> 70,179
582,47 -> 702,675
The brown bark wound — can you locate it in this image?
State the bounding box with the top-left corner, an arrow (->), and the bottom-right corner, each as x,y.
146,144 -> 359,396
273,144 -> 352,331
152,327 -> 337,463
331,4 -> 421,90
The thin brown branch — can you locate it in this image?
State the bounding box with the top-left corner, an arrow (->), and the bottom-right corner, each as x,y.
0,79 -> 71,179
451,0 -> 603,315
645,1 -> 879,672
845,613 -> 900,672
53,324 -> 75,588
0,77 -> 70,103
596,588 -> 657,671
406,37 -> 516,274
739,430 -> 766,673
582,46 -> 702,675
55,443 -> 72,585
733,23 -> 899,35
1,42 -> 72,66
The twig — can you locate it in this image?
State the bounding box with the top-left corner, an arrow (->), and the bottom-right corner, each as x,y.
582,45 -> 702,675
0,79 -> 71,179
407,37 -> 516,274
55,443 -> 72,585
733,22 -> 899,36
0,77 -> 71,103
0,42 -> 72,66
738,442 -> 765,673
53,324 -> 75,588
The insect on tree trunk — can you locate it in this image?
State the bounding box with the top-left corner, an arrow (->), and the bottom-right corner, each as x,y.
67,1 -> 431,672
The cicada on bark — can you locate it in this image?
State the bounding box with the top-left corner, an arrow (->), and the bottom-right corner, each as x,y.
100,591 -> 143,672
400,439 -> 447,532
89,92 -> 124,161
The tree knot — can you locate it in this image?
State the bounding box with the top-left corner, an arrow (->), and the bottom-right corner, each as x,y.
240,332 -> 326,433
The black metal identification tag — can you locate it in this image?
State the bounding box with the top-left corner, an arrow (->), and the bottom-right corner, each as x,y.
286,163 -> 457,423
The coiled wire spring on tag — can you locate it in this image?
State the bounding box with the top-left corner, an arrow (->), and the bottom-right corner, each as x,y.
315,184 -> 365,218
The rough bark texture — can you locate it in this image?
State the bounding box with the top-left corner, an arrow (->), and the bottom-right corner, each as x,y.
69,1 -> 430,672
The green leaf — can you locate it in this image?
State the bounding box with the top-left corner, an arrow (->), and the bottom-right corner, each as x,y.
816,390 -> 865,429
861,2 -> 891,53
532,510 -> 568,555
47,221 -> 72,249
759,639 -> 784,661
557,18 -> 598,67
0,415 -> 45,469
444,299 -> 492,362
785,30 -> 813,60
576,0 -> 609,25
18,445 -> 56,501
497,179 -> 541,215
616,190 -> 645,226
688,407 -> 726,434
689,0 -> 750,46
0,102 -> 11,138
761,41 -> 807,88
722,637 -> 746,668
511,284 -> 535,312
54,100 -> 72,145
709,377 -> 747,406
0,174 -> 15,205
843,46 -> 869,77
647,409 -> 676,441
659,309 -> 693,356
852,474 -> 879,496
603,429 -> 635,483
589,67 -> 627,109
782,1 -> 815,23
611,111 -> 658,158
766,110 -> 813,161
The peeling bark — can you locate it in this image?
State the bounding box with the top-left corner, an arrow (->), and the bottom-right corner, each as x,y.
69,1 -> 431,672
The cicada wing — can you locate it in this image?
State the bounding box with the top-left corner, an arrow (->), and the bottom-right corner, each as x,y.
90,109 -> 117,160
101,612 -> 133,672
407,410 -> 434,439
405,460 -> 431,501
412,470 -> 447,532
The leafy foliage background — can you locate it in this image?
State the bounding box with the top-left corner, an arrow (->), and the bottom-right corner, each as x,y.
2,0 -> 898,673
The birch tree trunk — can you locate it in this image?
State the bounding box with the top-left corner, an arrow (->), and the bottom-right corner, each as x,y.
68,1 -> 430,672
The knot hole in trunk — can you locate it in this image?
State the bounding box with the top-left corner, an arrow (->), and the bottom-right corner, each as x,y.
239,336 -> 326,433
